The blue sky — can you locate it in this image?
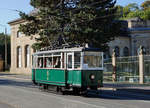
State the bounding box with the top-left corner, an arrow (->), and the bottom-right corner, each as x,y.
116,0 -> 145,6
0,0 -> 146,34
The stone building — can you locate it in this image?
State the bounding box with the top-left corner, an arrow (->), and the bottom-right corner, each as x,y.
8,19 -> 36,75
106,18 -> 150,59
8,17 -> 150,74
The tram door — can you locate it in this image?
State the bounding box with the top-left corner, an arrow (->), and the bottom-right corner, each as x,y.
66,53 -> 74,84
67,53 -> 73,69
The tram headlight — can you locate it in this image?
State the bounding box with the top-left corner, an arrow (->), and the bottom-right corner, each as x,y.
90,74 -> 95,80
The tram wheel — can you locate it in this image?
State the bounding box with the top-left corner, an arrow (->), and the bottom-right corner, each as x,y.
73,88 -> 80,95
80,90 -> 89,97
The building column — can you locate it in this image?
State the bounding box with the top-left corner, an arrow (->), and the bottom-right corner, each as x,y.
21,45 -> 25,70
10,28 -> 16,73
139,46 -> 144,84
112,49 -> 117,82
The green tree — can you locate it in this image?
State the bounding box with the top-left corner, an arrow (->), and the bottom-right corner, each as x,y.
116,1 -> 150,20
115,5 -> 124,19
142,8 -> 150,20
19,0 -> 121,51
126,10 -> 144,19
141,0 -> 150,10
122,3 -> 139,18
0,33 -> 11,65
127,3 -> 139,11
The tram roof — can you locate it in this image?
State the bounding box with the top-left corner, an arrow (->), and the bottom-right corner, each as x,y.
33,47 -> 101,55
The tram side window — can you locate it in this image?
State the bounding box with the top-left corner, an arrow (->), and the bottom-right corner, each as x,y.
38,58 -> 43,68
53,56 -> 61,68
68,55 -> 72,69
74,52 -> 81,69
45,57 -> 53,68
61,53 -> 65,69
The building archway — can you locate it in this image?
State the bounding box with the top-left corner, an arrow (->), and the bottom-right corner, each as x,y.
17,46 -> 22,68
123,47 -> 129,56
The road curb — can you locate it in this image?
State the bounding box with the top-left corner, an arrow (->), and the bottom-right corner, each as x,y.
98,87 -> 117,91
117,88 -> 150,95
0,75 -> 31,81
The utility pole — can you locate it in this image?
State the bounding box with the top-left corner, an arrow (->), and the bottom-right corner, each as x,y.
5,27 -> 7,70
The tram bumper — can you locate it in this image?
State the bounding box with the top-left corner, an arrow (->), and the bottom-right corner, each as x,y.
82,70 -> 103,90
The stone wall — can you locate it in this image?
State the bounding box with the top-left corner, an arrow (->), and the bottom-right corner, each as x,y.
128,19 -> 150,28
108,36 -> 130,57
9,21 -> 36,75
131,31 -> 150,56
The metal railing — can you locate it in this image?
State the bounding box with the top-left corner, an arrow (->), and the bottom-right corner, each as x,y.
144,55 -> 150,83
104,47 -> 150,84
104,58 -> 113,82
116,56 -> 139,82
104,56 -> 140,83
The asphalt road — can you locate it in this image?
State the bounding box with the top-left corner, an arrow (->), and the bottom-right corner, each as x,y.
0,101 -> 14,108
0,76 -> 150,108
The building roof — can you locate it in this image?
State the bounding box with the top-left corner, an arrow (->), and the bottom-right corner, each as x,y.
8,18 -> 24,25
33,47 -> 101,55
126,17 -> 143,22
8,9 -> 39,25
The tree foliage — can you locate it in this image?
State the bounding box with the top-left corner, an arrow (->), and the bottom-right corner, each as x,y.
19,0 -> 121,51
0,33 -> 10,65
117,1 -> 150,20
115,5 -> 123,18
141,0 -> 150,10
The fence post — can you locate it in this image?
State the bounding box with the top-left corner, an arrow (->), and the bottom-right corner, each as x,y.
139,46 -> 144,84
112,49 -> 116,82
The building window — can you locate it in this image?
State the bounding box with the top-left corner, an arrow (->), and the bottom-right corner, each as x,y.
25,45 -> 30,67
123,47 -> 129,56
17,46 -> 22,68
115,46 -> 120,57
17,31 -> 21,38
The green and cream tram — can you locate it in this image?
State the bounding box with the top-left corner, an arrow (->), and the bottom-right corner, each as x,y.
32,47 -> 103,94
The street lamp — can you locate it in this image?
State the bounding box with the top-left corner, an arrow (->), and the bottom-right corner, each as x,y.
0,24 -> 7,71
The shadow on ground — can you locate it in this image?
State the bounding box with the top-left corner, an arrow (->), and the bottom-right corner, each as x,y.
0,78 -> 150,101
85,89 -> 150,101
0,79 -> 35,88
0,73 -> 17,76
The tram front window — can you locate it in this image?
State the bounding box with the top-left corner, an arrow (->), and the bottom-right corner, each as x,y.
84,52 -> 102,68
